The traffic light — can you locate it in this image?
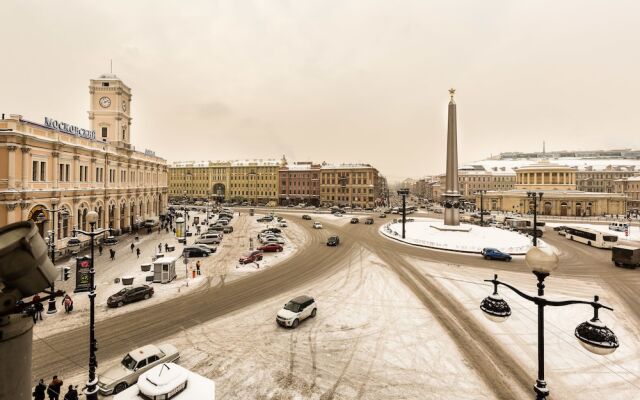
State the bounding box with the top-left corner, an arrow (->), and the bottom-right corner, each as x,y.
63,266 -> 71,281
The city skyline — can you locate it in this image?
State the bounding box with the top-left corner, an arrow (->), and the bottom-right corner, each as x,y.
1,0 -> 639,180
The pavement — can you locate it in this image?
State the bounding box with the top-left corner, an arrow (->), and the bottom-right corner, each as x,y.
29,209 -> 640,399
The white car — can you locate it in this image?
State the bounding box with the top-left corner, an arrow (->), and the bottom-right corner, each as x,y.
278,221 -> 288,228
313,222 -> 323,229
97,343 -> 180,395
265,236 -> 286,245
276,295 -> 317,328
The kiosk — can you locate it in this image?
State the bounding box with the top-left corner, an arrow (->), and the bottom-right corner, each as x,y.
153,256 -> 177,284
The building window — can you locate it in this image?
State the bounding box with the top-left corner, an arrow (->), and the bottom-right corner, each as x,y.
102,127 -> 108,138
32,161 -> 38,181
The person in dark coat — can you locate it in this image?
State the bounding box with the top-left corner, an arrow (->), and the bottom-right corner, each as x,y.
33,295 -> 44,322
62,385 -> 78,400
130,243 -> 135,253
47,376 -> 63,400
136,247 -> 141,258
98,244 -> 103,256
33,379 -> 46,400
109,248 -> 116,260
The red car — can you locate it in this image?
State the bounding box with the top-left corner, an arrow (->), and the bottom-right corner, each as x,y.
239,250 -> 264,264
258,243 -> 283,252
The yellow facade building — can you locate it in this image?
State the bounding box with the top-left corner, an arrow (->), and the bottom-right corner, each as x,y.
479,161 -> 626,216
168,159 -> 283,204
319,164 -> 380,208
0,73 -> 168,249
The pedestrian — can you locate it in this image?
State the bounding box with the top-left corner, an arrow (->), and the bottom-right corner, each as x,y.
33,295 -> 43,322
165,226 -> 169,233
62,385 -> 78,400
98,244 -> 103,256
62,294 -> 73,313
165,243 -> 169,252
136,248 -> 141,258
196,260 -> 201,276
33,378 -> 46,400
130,243 -> 135,253
172,227 -> 176,234
110,248 -> 116,261
158,243 -> 162,253
47,376 -> 63,400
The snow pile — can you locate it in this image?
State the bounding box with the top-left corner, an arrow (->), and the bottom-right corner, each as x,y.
381,218 -> 547,254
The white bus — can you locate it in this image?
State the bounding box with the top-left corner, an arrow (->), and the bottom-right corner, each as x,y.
564,226 -> 618,249
506,218 -> 546,232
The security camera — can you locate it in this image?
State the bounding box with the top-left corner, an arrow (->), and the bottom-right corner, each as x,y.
0,221 -> 57,315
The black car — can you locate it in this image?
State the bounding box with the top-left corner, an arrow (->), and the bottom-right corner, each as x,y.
350,218 -> 359,224
257,216 -> 274,222
223,226 -> 234,234
183,246 -> 210,257
107,285 -> 154,308
327,235 -> 340,246
208,225 -> 224,232
302,215 -> 312,220
101,236 -> 119,246
364,218 -> 374,225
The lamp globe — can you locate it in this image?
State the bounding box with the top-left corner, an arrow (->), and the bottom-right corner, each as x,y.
525,246 -> 559,275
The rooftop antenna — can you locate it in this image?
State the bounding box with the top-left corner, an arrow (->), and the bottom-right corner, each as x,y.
110,59 -> 113,74
543,140 -> 546,155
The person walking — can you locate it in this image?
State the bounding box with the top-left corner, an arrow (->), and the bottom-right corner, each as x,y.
158,243 -> 162,253
110,248 -> 116,261
33,379 -> 46,400
33,295 -> 43,322
62,294 -> 73,313
196,260 -> 201,276
165,243 -> 169,252
136,247 -> 141,258
98,244 -> 103,256
62,385 -> 78,400
47,376 -> 63,400
130,243 -> 135,253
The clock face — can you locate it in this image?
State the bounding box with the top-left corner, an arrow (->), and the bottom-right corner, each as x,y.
99,96 -> 111,108
122,101 -> 127,111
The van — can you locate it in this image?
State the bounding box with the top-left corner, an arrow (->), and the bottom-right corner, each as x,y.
196,233 -> 222,245
144,217 -> 160,228
609,222 -> 629,232
612,245 -> 640,268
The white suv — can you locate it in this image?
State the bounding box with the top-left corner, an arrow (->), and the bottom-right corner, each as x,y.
313,222 -> 323,229
276,296 -> 317,328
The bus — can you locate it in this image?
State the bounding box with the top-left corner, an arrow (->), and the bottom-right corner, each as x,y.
564,226 -> 618,249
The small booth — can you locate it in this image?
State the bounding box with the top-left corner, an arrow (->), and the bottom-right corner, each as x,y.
153,256 -> 177,284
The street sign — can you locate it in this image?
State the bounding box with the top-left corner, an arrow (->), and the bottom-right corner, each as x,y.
74,256 -> 91,292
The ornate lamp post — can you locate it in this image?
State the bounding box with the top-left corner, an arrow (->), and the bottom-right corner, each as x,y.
527,192 -> 543,246
480,246 -> 619,400
73,211 -> 111,400
397,188 -> 410,239
42,205 -> 70,314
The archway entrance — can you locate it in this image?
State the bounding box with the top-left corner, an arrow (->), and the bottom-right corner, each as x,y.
560,202 -> 568,216
28,205 -> 49,237
213,183 -> 226,203
575,202 -> 583,217
543,201 -> 552,215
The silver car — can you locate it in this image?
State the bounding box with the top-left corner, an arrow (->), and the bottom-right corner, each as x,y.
97,343 -> 179,395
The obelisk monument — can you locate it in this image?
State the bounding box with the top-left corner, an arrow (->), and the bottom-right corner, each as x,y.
444,88 -> 461,226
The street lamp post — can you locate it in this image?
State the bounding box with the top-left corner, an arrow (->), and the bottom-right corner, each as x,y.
480,247 -> 619,400
527,192 -> 543,247
40,204 -> 70,314
73,211 -> 111,400
476,190 -> 487,226
397,188 -> 409,239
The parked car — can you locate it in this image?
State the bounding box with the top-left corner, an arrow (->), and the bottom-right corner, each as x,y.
208,225 -> 224,232
196,233 -> 222,245
67,237 -> 81,248
260,228 -> 282,235
276,296 -> 317,328
97,343 -> 180,395
217,219 -> 229,226
183,246 -> 210,257
364,218 -> 374,225
554,226 -> 568,235
350,217 -> 359,224
107,285 -> 154,308
194,244 -> 217,253
257,216 -> 274,222
313,222 -> 323,229
302,214 -> 312,220
264,236 -> 286,245
327,235 -> 340,246
258,243 -> 284,252
379,213 -> 386,218
278,221 -> 288,228
239,250 -> 263,264
481,248 -> 512,262
101,236 -> 119,246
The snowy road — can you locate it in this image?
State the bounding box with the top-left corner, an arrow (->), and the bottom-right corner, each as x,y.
30,211 -> 640,399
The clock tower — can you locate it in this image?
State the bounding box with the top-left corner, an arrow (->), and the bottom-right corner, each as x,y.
88,73 -> 132,145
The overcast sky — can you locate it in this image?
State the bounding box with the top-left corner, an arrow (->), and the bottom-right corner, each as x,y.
1,0 -> 639,182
